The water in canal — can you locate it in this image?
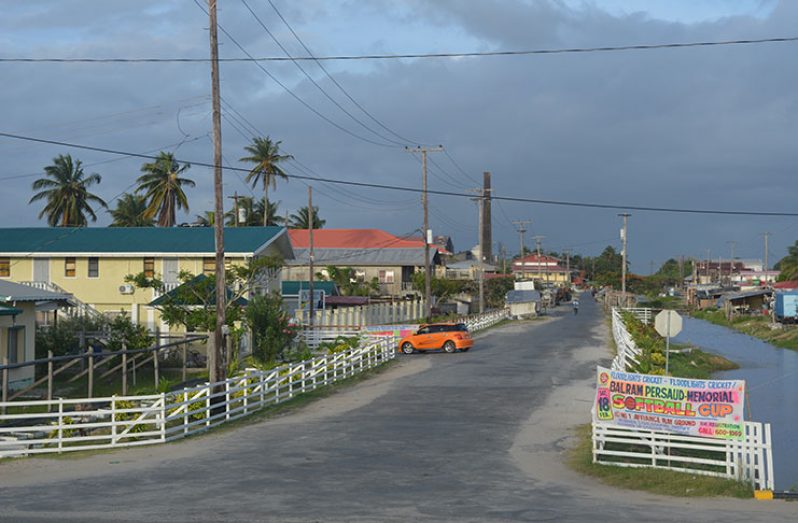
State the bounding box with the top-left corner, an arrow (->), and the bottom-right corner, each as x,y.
673,317 -> 798,490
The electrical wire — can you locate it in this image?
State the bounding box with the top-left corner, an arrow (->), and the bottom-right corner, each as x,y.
5,131 -> 798,217
6,36 -> 797,63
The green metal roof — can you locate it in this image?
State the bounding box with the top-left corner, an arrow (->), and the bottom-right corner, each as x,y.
149,274 -> 249,307
0,304 -> 23,316
0,227 -> 290,255
281,281 -> 339,296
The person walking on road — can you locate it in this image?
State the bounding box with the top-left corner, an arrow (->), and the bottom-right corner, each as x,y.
573,298 -> 579,315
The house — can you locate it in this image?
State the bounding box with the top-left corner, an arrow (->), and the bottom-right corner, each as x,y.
0,280 -> 71,391
444,259 -> 498,281
0,227 -> 294,331
512,254 -> 570,285
284,229 -> 439,297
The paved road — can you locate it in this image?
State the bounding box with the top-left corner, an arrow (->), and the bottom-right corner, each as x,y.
0,296 -> 793,522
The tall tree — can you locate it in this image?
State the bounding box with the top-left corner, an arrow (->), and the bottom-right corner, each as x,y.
30,154 -> 107,227
195,211 -> 215,226
776,241 -> 798,281
224,197 -> 284,227
109,193 -> 153,227
136,152 -> 194,227
289,206 -> 325,229
239,137 -> 292,226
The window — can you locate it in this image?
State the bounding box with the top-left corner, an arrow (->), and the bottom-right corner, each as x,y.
7,327 -> 24,364
0,257 -> 9,277
379,270 -> 395,284
143,257 -> 155,278
64,257 -> 76,277
354,270 -> 366,283
88,257 -> 99,278
203,257 -> 215,275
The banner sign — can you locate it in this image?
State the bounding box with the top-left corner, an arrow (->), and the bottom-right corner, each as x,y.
593,366 -> 745,439
363,324 -> 419,340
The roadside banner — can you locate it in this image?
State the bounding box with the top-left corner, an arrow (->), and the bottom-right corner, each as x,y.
363,324 -> 419,340
593,366 -> 745,440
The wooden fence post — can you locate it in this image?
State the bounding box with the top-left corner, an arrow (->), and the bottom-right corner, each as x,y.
47,350 -> 54,404
111,395 -> 117,445
87,349 -> 94,398
121,343 -> 128,396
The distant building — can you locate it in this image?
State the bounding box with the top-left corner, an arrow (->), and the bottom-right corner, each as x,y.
511,254 -> 570,284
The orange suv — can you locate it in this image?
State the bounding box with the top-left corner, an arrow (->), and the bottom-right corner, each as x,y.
398,323 -> 473,354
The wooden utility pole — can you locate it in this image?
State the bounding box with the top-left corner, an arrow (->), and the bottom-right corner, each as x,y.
208,0 -> 226,384
308,186 -> 315,329
405,145 -> 443,320
477,188 -> 485,313
727,240 -> 737,284
563,249 -> 572,288
764,232 -> 771,273
481,172 -> 492,263
618,213 -> 630,296
512,220 -> 531,257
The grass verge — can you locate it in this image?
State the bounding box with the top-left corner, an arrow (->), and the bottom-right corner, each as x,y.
568,425 -> 753,498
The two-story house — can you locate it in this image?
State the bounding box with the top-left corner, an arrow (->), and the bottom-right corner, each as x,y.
0,227 -> 294,330
511,254 -> 570,285
283,229 -> 439,296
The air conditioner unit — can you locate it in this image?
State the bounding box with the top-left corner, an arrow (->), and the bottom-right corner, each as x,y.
119,284 -> 135,295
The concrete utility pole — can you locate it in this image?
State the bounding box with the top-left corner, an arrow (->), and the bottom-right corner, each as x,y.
308,186 -> 315,329
763,232 -> 771,273
618,213 -> 630,297
481,172 -> 492,263
512,220 -> 531,257
208,0 -> 226,384
405,146 -> 443,320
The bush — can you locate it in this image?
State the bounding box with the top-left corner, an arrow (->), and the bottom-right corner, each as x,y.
246,293 -> 296,364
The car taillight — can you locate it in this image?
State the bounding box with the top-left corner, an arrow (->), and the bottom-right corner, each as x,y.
454,334 -> 463,340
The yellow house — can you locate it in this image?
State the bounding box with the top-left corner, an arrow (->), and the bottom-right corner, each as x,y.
0,227 -> 293,331
511,254 -> 570,284
0,280 -> 71,391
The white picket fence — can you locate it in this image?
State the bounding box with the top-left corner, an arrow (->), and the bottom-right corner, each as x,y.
0,336 -> 395,458
610,308 -> 643,371
593,422 -> 774,490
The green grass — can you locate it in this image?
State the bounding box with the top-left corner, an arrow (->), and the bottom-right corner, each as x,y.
693,309 -> 798,351
568,425 -> 754,498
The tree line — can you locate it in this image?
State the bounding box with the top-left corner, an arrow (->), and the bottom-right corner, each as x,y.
29,136 -> 325,229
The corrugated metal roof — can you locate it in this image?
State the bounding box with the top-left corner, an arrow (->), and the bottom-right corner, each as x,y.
0,304 -> 23,316
0,280 -> 72,302
0,227 -> 293,257
288,229 -> 425,249
289,248 -> 428,266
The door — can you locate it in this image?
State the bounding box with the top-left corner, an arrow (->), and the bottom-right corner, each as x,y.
33,258 -> 49,283
163,258 -> 179,284
413,326 -> 434,349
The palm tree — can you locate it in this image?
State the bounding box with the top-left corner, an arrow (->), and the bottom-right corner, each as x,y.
195,211 -> 215,226
30,154 -> 107,227
136,152 -> 195,227
109,193 -> 153,227
289,206 -> 325,229
239,137 -> 293,226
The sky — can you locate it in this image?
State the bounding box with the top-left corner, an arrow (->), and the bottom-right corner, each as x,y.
1,0 -> 796,274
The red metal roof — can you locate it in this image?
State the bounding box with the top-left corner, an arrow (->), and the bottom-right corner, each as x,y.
773,280 -> 798,290
288,229 -> 426,250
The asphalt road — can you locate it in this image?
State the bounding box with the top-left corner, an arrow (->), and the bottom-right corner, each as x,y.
0,296 -> 794,522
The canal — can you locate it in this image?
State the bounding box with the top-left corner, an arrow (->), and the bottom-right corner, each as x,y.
674,317 -> 798,491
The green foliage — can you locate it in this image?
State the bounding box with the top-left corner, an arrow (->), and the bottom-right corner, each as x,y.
168,393 -> 207,422
136,151 -> 194,227
36,315 -> 105,357
317,266 -> 378,296
240,136 -> 292,226
289,205 -> 325,229
776,240 -> 798,281
411,272 -> 468,301
48,416 -> 78,439
109,193 -> 153,227
114,400 -> 156,434
246,293 -> 296,364
318,336 -> 361,355
106,313 -> 152,352
30,154 -> 108,227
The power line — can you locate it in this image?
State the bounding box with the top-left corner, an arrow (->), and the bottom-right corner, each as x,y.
4,131 -> 798,217
6,36 -> 797,63
239,0 -> 402,147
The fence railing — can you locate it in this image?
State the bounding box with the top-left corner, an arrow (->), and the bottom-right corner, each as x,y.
610,308 -> 642,372
623,307 -> 653,325
0,336 -> 396,458
592,422 -> 774,491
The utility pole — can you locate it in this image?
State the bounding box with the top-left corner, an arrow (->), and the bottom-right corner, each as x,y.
763,232 -> 771,275
405,146 -> 443,320
308,186 -> 315,329
481,172 -> 492,263
208,0 -> 225,385
727,240 -> 736,284
512,220 -> 531,257
227,192 -> 240,227
705,248 -> 711,284
533,236 -> 546,309
618,213 -> 630,298
478,190 -> 485,313
563,249 -> 572,288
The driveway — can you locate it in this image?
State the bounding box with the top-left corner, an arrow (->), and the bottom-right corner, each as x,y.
0,296 -> 792,522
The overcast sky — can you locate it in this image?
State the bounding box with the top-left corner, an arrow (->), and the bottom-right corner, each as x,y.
1,0 -> 796,273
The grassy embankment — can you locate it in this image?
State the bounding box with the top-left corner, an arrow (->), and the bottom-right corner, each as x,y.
569,311 -> 750,498
693,309 -> 798,351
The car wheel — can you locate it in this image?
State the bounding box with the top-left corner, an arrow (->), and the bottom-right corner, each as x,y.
401,342 -> 415,354
443,341 -> 457,353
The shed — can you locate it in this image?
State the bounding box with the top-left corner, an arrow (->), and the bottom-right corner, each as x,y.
505,289 -> 541,318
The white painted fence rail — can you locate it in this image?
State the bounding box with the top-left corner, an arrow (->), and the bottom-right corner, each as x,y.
593,422 -> 774,491
610,308 -> 643,371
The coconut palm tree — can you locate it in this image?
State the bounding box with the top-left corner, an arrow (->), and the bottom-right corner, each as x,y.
30,154 -> 107,227
224,197 -> 284,227
194,211 -> 215,226
288,206 -> 325,229
109,193 -> 153,227
136,152 -> 194,227
239,137 -> 292,226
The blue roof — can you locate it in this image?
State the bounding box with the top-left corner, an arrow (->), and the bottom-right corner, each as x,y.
0,227 -> 291,256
